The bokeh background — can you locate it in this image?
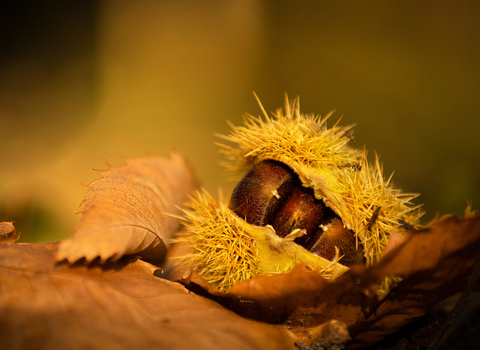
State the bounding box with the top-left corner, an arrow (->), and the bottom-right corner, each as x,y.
1,0 -> 479,242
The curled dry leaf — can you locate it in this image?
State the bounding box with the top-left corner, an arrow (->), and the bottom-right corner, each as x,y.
177,214 -> 480,348
56,152 -> 196,265
0,222 -> 17,243
0,242 -> 296,350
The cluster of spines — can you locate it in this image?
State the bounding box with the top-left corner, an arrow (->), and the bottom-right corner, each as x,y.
177,190 -> 264,292
217,94 -> 361,179
340,150 -> 423,267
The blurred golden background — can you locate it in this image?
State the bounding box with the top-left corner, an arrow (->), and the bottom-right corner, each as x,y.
1,0 -> 479,242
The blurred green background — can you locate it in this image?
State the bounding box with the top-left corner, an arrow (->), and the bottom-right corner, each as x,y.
1,0 -> 479,242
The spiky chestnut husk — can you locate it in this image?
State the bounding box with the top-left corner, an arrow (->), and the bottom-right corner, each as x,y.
176,95 -> 423,296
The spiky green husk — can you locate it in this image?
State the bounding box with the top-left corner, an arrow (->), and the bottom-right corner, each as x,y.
217,97 -> 360,179
180,95 -> 423,296
176,190 -> 261,292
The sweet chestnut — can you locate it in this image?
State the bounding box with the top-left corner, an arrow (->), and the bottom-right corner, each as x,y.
229,160 -> 294,226
271,183 -> 325,244
229,159 -> 362,267
309,217 -> 364,266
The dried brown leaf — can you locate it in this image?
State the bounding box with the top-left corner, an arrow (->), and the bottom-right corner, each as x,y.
348,214 -> 480,348
178,214 -> 480,348
56,152 -> 196,265
0,222 -> 17,243
0,242 -> 296,350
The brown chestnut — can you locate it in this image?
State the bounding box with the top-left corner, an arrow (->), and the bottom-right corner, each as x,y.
229,159 -> 363,267
309,217 -> 363,267
229,159 -> 294,226
271,183 -> 325,244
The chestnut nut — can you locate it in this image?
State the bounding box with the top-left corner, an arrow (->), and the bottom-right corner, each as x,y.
229,159 -> 363,267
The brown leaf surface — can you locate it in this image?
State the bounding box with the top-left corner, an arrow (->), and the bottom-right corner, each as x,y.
56,152 -> 196,265
0,242 -> 296,350
178,214 -> 480,348
348,214 -> 480,348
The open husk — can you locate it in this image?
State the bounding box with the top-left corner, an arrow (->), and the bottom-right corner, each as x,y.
176,95 -> 423,296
